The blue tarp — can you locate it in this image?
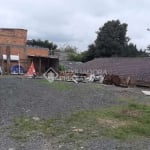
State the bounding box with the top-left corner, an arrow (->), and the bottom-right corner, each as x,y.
10,65 -> 24,74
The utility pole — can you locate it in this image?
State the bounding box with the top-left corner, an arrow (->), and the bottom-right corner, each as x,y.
6,46 -> 10,74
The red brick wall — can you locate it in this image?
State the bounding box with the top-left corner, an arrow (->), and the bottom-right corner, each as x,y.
26,47 -> 49,57
1,47 -> 49,60
11,47 -> 24,58
0,28 -> 27,46
1,47 -> 25,59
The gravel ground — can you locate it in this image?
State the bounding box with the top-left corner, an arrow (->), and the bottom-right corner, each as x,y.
0,77 -> 150,150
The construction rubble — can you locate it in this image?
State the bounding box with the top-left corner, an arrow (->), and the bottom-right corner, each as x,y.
43,68 -> 133,87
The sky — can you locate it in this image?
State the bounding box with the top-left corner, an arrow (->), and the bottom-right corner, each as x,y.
0,0 -> 150,51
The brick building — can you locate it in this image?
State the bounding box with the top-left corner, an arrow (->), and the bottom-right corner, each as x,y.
0,28 -> 59,75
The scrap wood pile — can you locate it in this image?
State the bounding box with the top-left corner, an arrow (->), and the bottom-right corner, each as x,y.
56,70 -> 132,87
57,69 -> 105,83
43,66 -> 149,88
135,80 -> 150,88
57,71 -> 83,84
103,74 -> 132,87
75,58 -> 150,88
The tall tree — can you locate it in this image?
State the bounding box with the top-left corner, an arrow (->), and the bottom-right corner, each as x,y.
94,20 -> 129,57
147,45 -> 150,52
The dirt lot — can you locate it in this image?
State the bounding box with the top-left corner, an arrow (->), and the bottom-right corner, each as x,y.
0,76 -> 150,150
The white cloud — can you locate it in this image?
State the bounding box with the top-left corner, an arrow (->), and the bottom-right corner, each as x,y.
0,0 -> 150,51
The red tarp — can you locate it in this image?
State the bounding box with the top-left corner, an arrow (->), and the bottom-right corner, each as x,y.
24,62 -> 36,77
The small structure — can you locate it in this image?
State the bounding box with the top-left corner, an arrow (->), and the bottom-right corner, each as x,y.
0,28 -> 59,75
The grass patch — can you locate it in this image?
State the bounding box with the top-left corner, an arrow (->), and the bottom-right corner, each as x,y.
38,79 -> 73,91
86,82 -> 104,89
10,103 -> 150,142
38,79 -> 104,91
10,117 -> 65,141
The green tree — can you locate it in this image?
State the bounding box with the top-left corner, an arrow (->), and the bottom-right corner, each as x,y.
63,45 -> 77,53
79,44 -> 96,62
147,45 -> 150,53
81,19 -> 148,62
94,20 -> 129,57
121,43 -> 148,57
58,45 -> 82,61
86,44 -> 96,60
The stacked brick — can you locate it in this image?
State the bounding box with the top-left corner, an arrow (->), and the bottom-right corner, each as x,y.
77,57 -> 150,82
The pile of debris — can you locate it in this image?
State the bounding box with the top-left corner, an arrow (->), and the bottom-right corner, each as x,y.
52,69 -> 131,87
56,70 -> 105,83
103,74 -> 132,87
24,61 -> 149,88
